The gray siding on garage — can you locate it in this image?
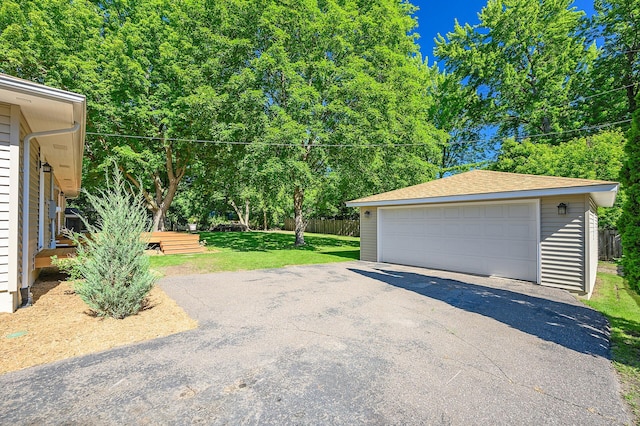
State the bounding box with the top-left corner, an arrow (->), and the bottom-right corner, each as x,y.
586,197 -> 598,296
540,195 -> 586,292
359,207 -> 377,262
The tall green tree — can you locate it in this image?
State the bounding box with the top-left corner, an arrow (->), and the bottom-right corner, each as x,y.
0,0 -> 99,92
583,0 -> 640,124
435,0 -> 596,141
619,94 -> 640,292
492,130 -> 626,228
236,0 -> 440,245
86,0 -> 246,231
423,65 -> 488,175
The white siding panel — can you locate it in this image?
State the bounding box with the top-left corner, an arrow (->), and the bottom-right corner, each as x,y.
0,273 -> 7,291
0,104 -> 14,300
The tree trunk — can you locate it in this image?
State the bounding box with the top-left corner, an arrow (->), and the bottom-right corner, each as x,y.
121,140 -> 187,233
293,186 -> 305,246
152,208 -> 166,232
150,177 -> 179,231
263,209 -> 268,231
230,199 -> 251,231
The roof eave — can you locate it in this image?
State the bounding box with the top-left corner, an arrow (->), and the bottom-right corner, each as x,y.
0,74 -> 86,197
346,184 -> 620,208
0,74 -> 85,104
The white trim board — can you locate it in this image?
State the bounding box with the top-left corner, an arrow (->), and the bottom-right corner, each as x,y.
347,184 -> 618,208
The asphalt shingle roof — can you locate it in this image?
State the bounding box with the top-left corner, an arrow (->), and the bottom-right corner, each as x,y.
348,170 -> 618,204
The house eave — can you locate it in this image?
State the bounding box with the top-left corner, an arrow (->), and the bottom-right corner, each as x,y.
346,184 -> 619,208
0,74 -> 86,197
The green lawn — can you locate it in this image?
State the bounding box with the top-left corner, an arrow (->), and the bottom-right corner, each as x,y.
149,231 -> 359,274
585,264 -> 640,421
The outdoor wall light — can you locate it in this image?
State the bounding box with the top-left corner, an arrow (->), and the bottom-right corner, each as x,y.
41,162 -> 52,173
364,210 -> 371,218
557,203 -> 567,215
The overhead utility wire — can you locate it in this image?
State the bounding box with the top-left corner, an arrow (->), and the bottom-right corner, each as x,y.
569,83 -> 636,104
86,118 -> 631,148
446,118 -> 631,147
85,82 -> 635,148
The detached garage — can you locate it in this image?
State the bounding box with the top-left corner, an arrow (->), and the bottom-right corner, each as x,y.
346,170 -> 619,298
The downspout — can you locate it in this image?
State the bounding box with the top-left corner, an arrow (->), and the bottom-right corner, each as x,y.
21,122 -> 80,306
49,170 -> 55,249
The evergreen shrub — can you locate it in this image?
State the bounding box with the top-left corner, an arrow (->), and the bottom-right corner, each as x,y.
62,169 -> 156,318
620,94 -> 640,292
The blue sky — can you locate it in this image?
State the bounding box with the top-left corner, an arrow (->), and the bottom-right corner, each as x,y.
412,0 -> 597,63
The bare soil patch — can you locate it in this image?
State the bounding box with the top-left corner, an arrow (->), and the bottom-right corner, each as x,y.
0,271 -> 197,375
598,261 -> 621,276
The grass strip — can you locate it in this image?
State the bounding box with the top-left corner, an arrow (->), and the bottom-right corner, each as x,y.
585,266 -> 640,422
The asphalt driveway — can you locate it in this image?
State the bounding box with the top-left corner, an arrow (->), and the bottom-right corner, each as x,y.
0,262 -> 631,424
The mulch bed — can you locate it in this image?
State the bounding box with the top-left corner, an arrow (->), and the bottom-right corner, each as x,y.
0,271 -> 197,375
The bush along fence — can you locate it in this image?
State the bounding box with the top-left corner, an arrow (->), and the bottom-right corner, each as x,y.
284,218 -> 360,237
599,229 -> 622,261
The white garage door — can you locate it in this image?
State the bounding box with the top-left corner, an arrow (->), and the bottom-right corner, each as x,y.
379,201 -> 539,282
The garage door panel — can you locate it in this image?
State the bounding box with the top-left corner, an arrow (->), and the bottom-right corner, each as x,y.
463,206 -> 483,218
442,223 -> 462,236
508,223 -> 536,239
424,226 -> 442,237
485,205 -> 504,218
425,208 -> 443,219
463,223 -> 484,237
380,202 -> 538,282
508,204 -> 535,218
444,207 -> 460,218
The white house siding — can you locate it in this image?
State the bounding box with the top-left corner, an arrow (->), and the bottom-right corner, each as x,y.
540,195 -> 586,292
0,103 -> 21,311
0,104 -> 11,296
360,207 -> 377,262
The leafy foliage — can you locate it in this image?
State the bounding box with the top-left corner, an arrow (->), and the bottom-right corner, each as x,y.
1,0 -> 635,256
233,0 -> 441,244
435,0 -> 596,141
492,131 -> 626,228
583,0 -> 640,123
62,169 -> 156,319
85,0 -> 242,231
620,95 -> 640,291
0,0 -> 100,91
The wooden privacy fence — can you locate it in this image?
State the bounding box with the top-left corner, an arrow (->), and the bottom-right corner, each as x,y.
284,218 -> 360,237
599,229 -> 622,261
